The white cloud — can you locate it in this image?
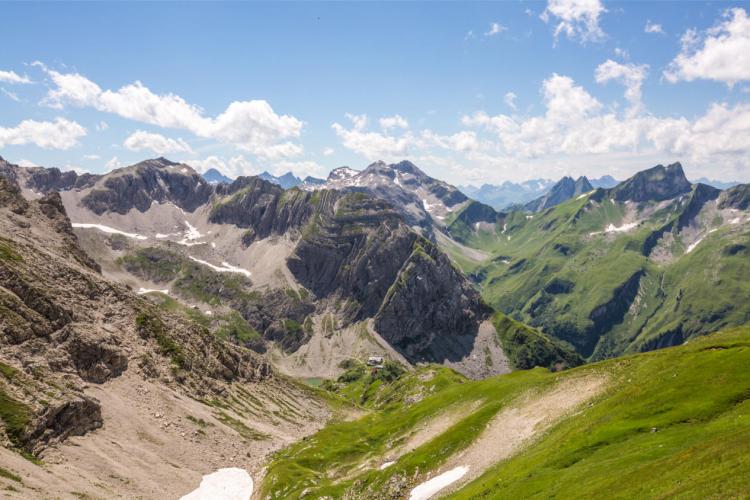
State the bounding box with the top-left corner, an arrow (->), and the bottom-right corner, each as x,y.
17,159 -> 38,168
460,72 -> 750,179
504,91 -> 518,110
644,21 -> 664,34
105,156 -> 123,171
333,114 -> 415,160
0,70 -> 31,85
1,88 -> 20,102
96,121 -> 109,131
379,115 -> 409,130
422,130 -> 481,153
665,8 -> 750,86
83,154 -> 100,161
123,130 -> 194,155
0,118 -> 86,150
595,59 -> 649,114
323,147 -> 335,156
541,0 -> 606,44
38,67 -> 304,156
485,22 -> 506,37
614,47 -> 630,59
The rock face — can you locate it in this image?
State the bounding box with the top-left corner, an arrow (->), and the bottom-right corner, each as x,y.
608,162 -> 692,203
209,180 -> 492,364
374,241 -> 491,360
524,176 -> 593,212
0,156 -> 98,194
81,158 -> 213,214
210,177 -> 325,243
719,183 -> 750,210
0,175 -> 271,456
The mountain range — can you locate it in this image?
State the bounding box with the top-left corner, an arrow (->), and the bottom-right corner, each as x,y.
0,153 -> 749,498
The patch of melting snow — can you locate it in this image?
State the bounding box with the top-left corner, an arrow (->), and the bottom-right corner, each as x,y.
730,217 -> 741,224
180,468 -> 253,500
422,199 -> 436,213
178,221 -> 206,246
137,288 -> 169,295
72,223 -> 147,240
686,238 -> 703,254
525,215 -> 534,220
686,229 -> 718,254
189,256 -> 252,278
409,466 -> 469,500
379,461 -> 395,470
501,223 -> 507,234
590,222 -> 638,236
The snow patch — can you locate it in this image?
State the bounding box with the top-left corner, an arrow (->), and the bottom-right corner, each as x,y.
189,257 -> 252,278
422,199 -> 435,212
730,217 -> 741,224
686,238 -> 703,254
137,288 -> 169,295
379,461 -> 395,470
72,223 -> 147,240
180,468 -> 253,500
178,221 -> 206,246
409,466 -> 469,500
525,215 -> 534,220
590,222 -> 638,236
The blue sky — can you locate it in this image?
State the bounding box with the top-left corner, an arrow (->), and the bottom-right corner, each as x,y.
1,1 -> 750,184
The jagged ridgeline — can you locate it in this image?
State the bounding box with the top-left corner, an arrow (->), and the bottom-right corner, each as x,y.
0,155 -> 578,383
444,162 -> 750,361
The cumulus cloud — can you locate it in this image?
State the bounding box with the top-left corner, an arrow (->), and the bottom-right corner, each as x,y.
595,59 -> 649,114
541,0 -> 606,43
83,154 -> 100,161
504,91 -> 518,110
332,114 -> 415,160
379,115 -> 409,131
665,8 -> 750,86
422,130 -> 481,153
485,22 -> 506,37
0,70 -> 32,85
460,71 -> 750,177
0,118 -> 86,150
38,67 -> 304,157
322,147 -> 335,156
644,21 -> 664,34
124,130 -> 194,155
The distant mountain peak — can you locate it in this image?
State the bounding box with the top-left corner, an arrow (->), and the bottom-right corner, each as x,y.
202,168 -> 233,185
524,175 -> 593,212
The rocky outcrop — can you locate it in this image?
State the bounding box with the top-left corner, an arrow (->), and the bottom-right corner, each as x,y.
608,162 -> 692,203
719,183 -> 750,210
210,177 -> 327,243
373,240 -> 491,361
81,158 -> 212,215
0,175 -> 272,457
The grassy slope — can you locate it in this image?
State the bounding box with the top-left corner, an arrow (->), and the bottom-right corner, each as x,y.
446,191 -> 750,360
261,324 -> 750,498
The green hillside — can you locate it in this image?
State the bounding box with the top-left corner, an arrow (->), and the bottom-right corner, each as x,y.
442,185 -> 750,360
261,323 -> 750,499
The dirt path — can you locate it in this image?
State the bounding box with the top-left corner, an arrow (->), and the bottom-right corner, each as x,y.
414,374 -> 608,498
